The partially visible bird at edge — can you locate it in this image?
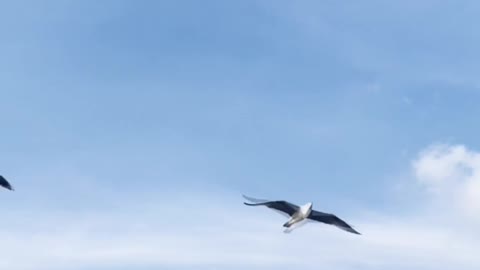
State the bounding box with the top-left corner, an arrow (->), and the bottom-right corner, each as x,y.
0,175 -> 14,191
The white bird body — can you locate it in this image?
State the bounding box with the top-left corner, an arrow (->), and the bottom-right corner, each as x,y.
283,202 -> 312,228
300,202 -> 313,216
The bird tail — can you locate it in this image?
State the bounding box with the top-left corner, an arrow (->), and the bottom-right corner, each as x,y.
283,218 -> 295,228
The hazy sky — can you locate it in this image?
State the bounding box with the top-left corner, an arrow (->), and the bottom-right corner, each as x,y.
1,1 -> 480,269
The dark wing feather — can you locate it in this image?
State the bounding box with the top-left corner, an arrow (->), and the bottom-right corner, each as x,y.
0,175 -> 13,191
243,195 -> 299,216
308,210 -> 360,235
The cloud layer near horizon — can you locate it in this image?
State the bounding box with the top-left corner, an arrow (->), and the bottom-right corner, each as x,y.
1,143 -> 479,270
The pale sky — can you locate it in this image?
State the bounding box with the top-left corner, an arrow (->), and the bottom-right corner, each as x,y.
1,1 -> 480,269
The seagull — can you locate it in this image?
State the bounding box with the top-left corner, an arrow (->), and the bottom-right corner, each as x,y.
243,195 -> 360,235
0,175 -> 14,191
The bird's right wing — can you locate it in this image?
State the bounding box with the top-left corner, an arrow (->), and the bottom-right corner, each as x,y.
308,210 -> 360,235
0,175 -> 13,191
243,195 -> 299,217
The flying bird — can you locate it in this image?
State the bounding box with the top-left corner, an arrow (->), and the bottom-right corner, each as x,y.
0,175 -> 14,191
243,195 -> 360,235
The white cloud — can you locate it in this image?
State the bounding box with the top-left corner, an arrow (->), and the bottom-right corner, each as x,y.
413,143 -> 480,221
1,143 -> 480,269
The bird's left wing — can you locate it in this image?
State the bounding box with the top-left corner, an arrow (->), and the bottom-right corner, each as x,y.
242,194 -> 269,203
307,210 -> 360,235
0,175 -> 14,191
243,195 -> 299,217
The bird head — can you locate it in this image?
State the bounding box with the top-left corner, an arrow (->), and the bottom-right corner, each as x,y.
300,202 -> 313,216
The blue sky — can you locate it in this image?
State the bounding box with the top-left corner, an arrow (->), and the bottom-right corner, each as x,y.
1,1 -> 480,269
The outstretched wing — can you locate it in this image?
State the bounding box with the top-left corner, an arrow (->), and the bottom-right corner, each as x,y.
243,195 -> 299,216
308,210 -> 360,235
0,175 -> 14,191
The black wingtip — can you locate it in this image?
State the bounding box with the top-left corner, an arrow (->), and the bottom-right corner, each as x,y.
243,202 -> 257,206
242,194 -> 270,204
334,224 -> 361,235
347,228 -> 361,235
